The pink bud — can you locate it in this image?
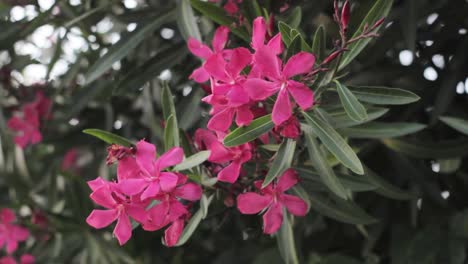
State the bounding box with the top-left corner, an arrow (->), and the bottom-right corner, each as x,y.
341,0 -> 350,30
322,49 -> 343,65
371,17 -> 386,31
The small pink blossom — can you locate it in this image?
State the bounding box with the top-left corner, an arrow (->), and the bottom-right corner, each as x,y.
273,115 -> 301,139
195,129 -> 252,183
0,209 -> 30,254
0,254 -> 35,264
86,179 -> 148,245
188,26 -> 230,83
237,169 -> 308,234
7,105 -> 41,148
61,148 -> 79,172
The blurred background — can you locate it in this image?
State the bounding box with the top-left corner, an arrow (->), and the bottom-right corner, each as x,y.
0,0 -> 467,263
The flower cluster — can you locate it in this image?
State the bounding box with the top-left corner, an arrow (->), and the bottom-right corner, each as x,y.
0,209 -> 34,264
7,91 -> 51,148
86,140 -> 202,246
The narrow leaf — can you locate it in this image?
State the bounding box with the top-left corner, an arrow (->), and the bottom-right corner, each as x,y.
276,212 -> 300,264
302,111 -> 364,175
382,138 -> 468,159
83,129 -> 133,147
304,131 -> 349,200
440,116 -> 468,136
223,114 -> 274,147
347,86 -> 420,105
175,194 -> 213,246
174,151 -> 211,171
327,106 -> 389,128
262,139 -> 296,188
177,0 -> 202,41
335,81 -> 368,122
340,122 -> 426,138
311,25 -> 326,61
364,166 -> 413,200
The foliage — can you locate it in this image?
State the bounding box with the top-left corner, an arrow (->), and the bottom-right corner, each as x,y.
0,0 -> 467,263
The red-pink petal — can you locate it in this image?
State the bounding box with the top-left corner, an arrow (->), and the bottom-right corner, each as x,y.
204,54 -> 229,82
254,47 -> 282,80
262,203 -> 283,234
20,254 -> 35,264
212,26 -> 229,53
164,219 -> 184,247
235,106 -> 254,127
125,205 -> 148,223
287,80 -> 314,110
159,172 -> 179,192
86,209 -> 118,229
135,140 -> 156,175
89,187 -> 117,209
244,78 -> 278,101
283,52 -> 315,78
114,214 -> 132,245
117,156 -> 141,181
145,201 -> 170,230
207,108 -> 235,132
140,181 -> 160,200
0,208 -> 16,223
272,88 -> 292,126
276,168 -> 299,192
280,194 -> 308,216
87,177 -> 107,191
118,178 -> 147,196
237,192 -> 271,214
267,33 -> 284,55
252,17 -> 266,50
11,226 -> 29,241
226,47 -> 252,77
187,38 -> 212,60
190,67 -> 210,83
5,241 -> 18,255
156,147 -> 184,170
175,183 -> 202,201
217,161 -> 241,183
7,116 -> 27,131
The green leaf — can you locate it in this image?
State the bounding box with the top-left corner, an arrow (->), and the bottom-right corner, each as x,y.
164,115 -> 177,151
382,138 -> 468,159
84,9 -> 176,84
327,106 -> 389,128
162,82 -> 180,149
339,0 -> 394,69
278,22 -> 293,47
339,122 -> 426,138
305,192 -> 378,225
440,116 -> 468,136
304,131 -> 349,200
302,111 -> 364,175
335,81 -> 368,122
224,114 -> 274,147
347,86 -> 420,105
311,25 -> 326,61
190,0 -> 249,42
282,6 -> 302,29
363,166 -> 413,200
177,0 -> 202,41
83,129 -> 133,147
295,167 -> 377,192
276,212 -> 300,264
175,194 -> 213,246
262,139 -> 297,188
174,151 -> 211,171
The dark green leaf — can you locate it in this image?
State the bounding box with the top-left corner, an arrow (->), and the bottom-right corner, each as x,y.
276,212 -> 300,264
302,111 -> 364,175
311,25 -> 326,61
340,122 -> 426,138
335,81 -> 368,122
175,194 -> 213,246
328,106 -> 389,128
347,86 -> 420,105
440,116 -> 468,136
83,129 -> 133,147
382,138 -> 468,159
304,131 -> 349,200
224,115 -> 274,147
174,150 -> 211,171
363,166 -> 413,200
262,139 -> 296,188
177,0 -> 202,41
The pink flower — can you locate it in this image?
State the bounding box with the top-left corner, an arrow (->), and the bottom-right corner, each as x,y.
0,254 -> 35,264
0,209 -> 30,254
117,140 -> 184,200
29,91 -> 52,120
106,144 -> 135,165
273,115 -> 301,139
195,129 -> 252,183
251,17 -> 283,55
188,26 -> 230,83
7,104 -> 41,148
245,49 -> 315,125
237,169 -> 308,234
61,148 -> 79,172
86,179 -> 148,245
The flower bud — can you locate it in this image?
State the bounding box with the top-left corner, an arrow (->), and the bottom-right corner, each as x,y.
341,0 -> 350,31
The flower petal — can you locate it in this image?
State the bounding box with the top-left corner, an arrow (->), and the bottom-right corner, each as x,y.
235,105 -> 254,127
187,38 -> 212,59
254,47 -> 282,80
117,156 -> 141,181
135,140 -> 156,175
287,80 -> 314,110
283,52 -> 315,78
114,214 -> 132,246
89,187 -> 116,208
237,192 -> 271,214
156,147 -> 184,170
262,203 -> 283,234
190,67 -> 210,83
227,84 -> 250,106
118,178 -> 147,196
204,53 -> 229,82
226,47 -> 252,77
276,168 -> 299,192
159,172 -> 179,192
244,78 -> 278,101
164,219 -> 184,247
145,201 -> 170,230
267,33 -> 284,55
174,183 -> 202,201
0,208 -> 16,223
86,209 -> 118,229
217,161 -> 241,183
11,226 -> 29,241
140,181 -> 160,200
125,205 -> 148,223
212,26 -> 229,53
280,194 -> 308,216
207,108 -> 235,132
272,88 -> 292,126
251,17 -> 266,50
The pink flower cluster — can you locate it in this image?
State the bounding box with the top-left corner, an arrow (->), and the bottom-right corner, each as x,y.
86,140 -> 202,246
0,209 -> 34,264
7,91 -> 51,148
